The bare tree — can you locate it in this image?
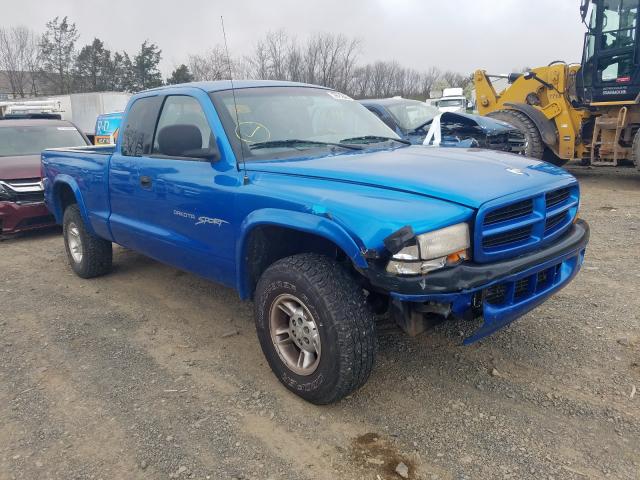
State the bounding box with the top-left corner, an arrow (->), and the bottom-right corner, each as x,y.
24,32 -> 42,96
0,26 -> 40,98
264,30 -> 289,80
441,70 -> 471,90
303,33 -> 360,91
336,37 -> 360,93
351,65 -> 372,98
189,46 -> 233,81
420,66 -> 441,99
187,30 -> 471,101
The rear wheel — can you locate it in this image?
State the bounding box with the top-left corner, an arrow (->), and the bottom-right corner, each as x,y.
254,253 -> 376,404
487,109 -> 546,160
63,204 -> 112,278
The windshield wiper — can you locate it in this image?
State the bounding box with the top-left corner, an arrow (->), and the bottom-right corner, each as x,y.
339,135 -> 411,145
249,139 -> 363,151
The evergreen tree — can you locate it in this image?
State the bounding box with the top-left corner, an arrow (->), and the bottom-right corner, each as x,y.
39,16 -> 79,94
166,64 -> 194,85
74,38 -> 110,92
131,40 -> 162,90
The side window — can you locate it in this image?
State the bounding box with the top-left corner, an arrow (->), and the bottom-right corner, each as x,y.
152,96 -> 214,159
598,52 -> 634,82
121,96 -> 163,157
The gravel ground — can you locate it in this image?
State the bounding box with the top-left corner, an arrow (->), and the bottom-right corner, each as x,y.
1,163 -> 639,480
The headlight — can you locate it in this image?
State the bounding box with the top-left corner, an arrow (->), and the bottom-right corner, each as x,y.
386,223 -> 470,275
0,182 -> 13,201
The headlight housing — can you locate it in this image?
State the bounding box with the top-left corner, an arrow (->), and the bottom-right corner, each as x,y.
0,182 -> 14,202
386,223 -> 470,275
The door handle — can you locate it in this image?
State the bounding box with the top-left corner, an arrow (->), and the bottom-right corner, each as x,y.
140,175 -> 152,188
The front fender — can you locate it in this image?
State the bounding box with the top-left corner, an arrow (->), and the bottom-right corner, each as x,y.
236,208 -> 368,299
50,176 -> 95,234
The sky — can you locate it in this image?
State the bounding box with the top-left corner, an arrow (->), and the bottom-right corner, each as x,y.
2,0 -> 587,77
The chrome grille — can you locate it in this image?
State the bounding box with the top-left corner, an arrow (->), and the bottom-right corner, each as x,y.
0,178 -> 44,204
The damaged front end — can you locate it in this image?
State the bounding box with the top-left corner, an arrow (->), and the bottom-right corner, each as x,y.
366,219 -> 589,344
428,112 -> 526,154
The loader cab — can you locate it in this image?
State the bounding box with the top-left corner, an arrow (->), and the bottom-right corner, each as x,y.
579,0 -> 640,103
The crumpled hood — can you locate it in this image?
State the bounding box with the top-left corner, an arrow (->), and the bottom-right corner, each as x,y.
246,146 -> 576,208
439,112 -> 518,135
0,155 -> 42,180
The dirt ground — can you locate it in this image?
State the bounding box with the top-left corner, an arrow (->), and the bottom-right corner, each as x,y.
1,163 -> 639,480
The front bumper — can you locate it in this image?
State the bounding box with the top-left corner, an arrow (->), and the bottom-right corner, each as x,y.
0,201 -> 55,235
367,220 -> 589,343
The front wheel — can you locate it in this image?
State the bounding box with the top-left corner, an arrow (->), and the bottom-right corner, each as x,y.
488,109 -> 570,166
487,109 -> 545,158
254,253 -> 376,404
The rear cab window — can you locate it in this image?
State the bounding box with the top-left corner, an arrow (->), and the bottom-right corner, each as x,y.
120,96 -> 164,157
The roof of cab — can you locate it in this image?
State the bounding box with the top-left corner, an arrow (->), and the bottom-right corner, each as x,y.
145,80 -> 332,94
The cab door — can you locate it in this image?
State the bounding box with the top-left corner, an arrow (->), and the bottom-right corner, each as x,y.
109,91 -> 241,287
109,94 -> 164,250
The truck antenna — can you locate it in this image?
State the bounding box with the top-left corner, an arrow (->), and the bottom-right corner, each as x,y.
221,16 -> 248,185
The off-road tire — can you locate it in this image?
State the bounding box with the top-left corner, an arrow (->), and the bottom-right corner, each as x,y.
63,204 -> 112,278
254,253 -> 376,404
487,109 -> 546,160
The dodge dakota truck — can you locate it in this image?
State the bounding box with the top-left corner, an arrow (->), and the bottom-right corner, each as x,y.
42,81 -> 589,404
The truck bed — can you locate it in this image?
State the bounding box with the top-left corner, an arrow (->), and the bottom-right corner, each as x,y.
42,145 -> 114,240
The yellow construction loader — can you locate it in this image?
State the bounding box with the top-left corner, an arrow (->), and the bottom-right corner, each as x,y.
475,0 -> 640,169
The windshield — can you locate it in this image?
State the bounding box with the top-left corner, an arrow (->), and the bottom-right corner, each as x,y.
385,100 -> 440,130
210,87 -> 400,160
0,124 -> 86,157
437,98 -> 465,107
600,0 -> 637,52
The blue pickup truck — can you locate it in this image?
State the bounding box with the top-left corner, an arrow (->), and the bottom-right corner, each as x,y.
42,81 -> 589,404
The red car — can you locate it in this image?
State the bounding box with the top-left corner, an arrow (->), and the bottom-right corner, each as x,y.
0,118 -> 89,235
